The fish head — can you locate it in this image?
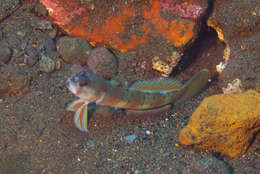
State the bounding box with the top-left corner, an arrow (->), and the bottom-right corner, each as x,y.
66,71 -> 98,102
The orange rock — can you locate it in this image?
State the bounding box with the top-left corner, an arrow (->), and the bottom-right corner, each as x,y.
142,1 -> 195,47
40,0 -> 206,52
179,90 -> 260,158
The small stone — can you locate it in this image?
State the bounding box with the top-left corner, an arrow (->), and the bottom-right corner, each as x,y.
142,137 -> 152,146
216,61 -> 227,74
86,140 -> 95,149
125,134 -> 138,144
87,47 -> 118,79
135,170 -> 140,174
56,36 -> 92,65
222,78 -> 243,94
55,59 -> 62,70
39,55 -> 56,73
16,31 -> 26,38
152,56 -> 173,76
179,90 -> 260,158
145,130 -> 152,135
182,156 -> 232,174
0,42 -> 11,64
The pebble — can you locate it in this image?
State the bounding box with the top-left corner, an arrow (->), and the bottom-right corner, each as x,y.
0,42 -> 12,64
56,36 -> 92,65
87,47 -> 118,79
182,156 -> 233,174
39,55 -> 56,73
125,134 -> 138,144
86,140 -> 95,149
16,31 -> 26,37
135,170 -> 140,174
145,130 -> 152,135
142,137 -> 152,146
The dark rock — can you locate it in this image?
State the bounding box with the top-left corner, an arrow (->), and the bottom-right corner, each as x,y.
182,156 -> 233,174
56,36 -> 92,65
207,0 -> 260,91
0,42 -> 12,64
87,47 -> 118,79
0,0 -> 21,21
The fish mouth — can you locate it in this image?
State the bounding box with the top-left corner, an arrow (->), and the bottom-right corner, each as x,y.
66,77 -> 79,95
66,77 -> 72,89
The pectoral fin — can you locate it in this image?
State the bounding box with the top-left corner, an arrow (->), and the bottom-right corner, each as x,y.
74,104 -> 89,132
66,99 -> 85,112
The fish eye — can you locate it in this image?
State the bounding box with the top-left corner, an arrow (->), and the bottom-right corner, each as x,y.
78,71 -> 86,76
72,76 -> 79,82
78,71 -> 89,86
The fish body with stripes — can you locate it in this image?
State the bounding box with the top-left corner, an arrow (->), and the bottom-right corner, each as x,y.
66,69 -> 209,132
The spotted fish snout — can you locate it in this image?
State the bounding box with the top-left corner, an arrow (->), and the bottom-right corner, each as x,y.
66,71 -> 90,96
66,71 -> 89,87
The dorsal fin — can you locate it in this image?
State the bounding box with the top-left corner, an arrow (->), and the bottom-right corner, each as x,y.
130,78 -> 182,91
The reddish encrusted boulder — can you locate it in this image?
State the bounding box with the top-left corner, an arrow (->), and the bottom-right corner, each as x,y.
40,0 -> 208,75
40,0 -> 207,51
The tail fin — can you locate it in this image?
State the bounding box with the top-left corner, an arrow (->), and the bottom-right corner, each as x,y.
175,69 -> 209,105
